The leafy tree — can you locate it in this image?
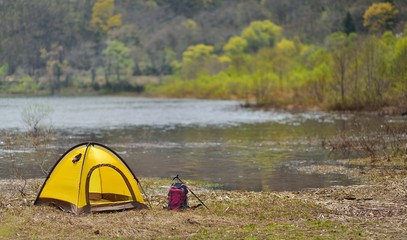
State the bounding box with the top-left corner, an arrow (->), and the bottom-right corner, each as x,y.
0,1 -> 82,75
40,44 -> 68,94
270,39 -> 298,89
343,11 -> 356,35
182,44 -> 214,64
363,2 -> 399,33
358,35 -> 389,105
223,36 -> 248,56
91,0 -> 122,37
103,40 -> 133,88
156,0 -> 223,17
179,44 -> 216,79
89,0 -> 122,86
138,54 -> 154,75
325,32 -> 351,106
0,63 -> 9,80
9,75 -> 39,94
391,32 -> 407,100
241,20 -> 281,53
306,60 -> 331,103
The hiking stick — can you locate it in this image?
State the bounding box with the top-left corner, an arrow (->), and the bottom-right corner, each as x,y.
173,175 -> 209,210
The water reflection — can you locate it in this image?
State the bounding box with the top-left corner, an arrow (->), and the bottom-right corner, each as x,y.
3,124 -> 356,191
0,97 -> 399,191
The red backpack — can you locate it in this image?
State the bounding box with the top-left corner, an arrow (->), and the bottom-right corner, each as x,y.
167,182 -> 189,210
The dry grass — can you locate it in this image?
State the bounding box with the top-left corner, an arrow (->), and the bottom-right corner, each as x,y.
1,168 -> 406,240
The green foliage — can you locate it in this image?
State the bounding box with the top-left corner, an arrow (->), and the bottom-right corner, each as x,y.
363,2 -> 399,33
91,0 -> 122,36
0,0 -> 406,111
103,40 -> 133,88
156,18 -> 407,111
223,36 -> 248,56
0,63 -> 9,78
182,44 -> 214,64
180,44 -> 216,79
8,75 -> 39,94
324,32 -> 352,105
343,11 -> 356,35
138,54 -> 154,75
241,20 -> 282,53
40,44 -> 68,94
156,0 -> 224,17
390,34 -> 407,99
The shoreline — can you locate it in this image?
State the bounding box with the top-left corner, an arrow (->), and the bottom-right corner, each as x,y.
1,159 -> 406,239
2,94 -> 406,116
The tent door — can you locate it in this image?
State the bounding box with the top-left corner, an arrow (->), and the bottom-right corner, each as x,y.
86,164 -> 136,206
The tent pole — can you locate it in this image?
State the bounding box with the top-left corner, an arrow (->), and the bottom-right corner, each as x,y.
137,179 -> 152,209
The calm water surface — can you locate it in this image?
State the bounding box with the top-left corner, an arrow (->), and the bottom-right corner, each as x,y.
0,96 -> 402,191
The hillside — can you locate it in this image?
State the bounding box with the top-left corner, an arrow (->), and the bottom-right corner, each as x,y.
0,0 -> 406,110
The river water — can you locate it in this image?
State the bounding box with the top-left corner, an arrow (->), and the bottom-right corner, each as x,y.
0,96 -> 403,191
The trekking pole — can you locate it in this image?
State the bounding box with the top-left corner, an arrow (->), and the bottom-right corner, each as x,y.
173,175 -> 209,210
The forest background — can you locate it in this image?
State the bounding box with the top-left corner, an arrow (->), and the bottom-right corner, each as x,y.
0,0 -> 406,111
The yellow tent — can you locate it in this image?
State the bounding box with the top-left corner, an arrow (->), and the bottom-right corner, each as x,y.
34,142 -> 148,214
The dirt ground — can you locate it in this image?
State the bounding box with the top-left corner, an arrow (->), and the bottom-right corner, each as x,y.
293,184 -> 407,239
0,162 -> 406,239
295,162 -> 407,239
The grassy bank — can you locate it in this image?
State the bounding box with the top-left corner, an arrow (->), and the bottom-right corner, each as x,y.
1,160 -> 406,240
